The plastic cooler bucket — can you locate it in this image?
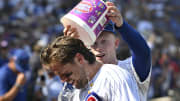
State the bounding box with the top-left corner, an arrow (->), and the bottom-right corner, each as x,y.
60,0 -> 108,46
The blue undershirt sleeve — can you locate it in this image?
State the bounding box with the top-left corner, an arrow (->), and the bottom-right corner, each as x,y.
116,21 -> 151,82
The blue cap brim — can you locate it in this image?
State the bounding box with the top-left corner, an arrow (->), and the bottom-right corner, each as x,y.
103,21 -> 116,34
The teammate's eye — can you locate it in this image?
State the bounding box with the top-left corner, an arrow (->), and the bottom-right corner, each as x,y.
101,40 -> 107,44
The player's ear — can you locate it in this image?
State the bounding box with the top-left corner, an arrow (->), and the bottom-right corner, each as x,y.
74,53 -> 84,64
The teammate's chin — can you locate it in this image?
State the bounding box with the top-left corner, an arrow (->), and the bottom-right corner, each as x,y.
96,57 -> 105,64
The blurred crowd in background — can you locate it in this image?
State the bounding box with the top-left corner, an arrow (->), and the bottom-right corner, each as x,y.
0,0 -> 179,101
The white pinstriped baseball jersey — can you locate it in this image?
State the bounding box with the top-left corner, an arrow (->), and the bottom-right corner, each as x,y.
58,58 -> 151,101
70,64 -> 140,101
118,57 -> 151,101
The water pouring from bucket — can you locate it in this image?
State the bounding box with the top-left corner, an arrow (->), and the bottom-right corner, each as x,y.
60,0 -> 109,46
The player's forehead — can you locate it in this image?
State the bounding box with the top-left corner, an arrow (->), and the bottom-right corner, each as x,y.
50,62 -> 75,72
42,64 -> 53,73
97,31 -> 115,40
43,62 -> 62,72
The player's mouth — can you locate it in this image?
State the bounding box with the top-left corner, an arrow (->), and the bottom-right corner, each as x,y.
95,54 -> 105,59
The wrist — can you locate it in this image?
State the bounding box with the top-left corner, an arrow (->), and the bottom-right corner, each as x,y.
115,22 -> 123,28
14,83 -> 22,89
115,18 -> 123,28
115,20 -> 125,29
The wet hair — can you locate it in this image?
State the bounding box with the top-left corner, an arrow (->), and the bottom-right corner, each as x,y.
40,36 -> 96,65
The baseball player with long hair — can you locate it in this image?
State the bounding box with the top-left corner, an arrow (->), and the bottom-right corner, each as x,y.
40,36 -> 140,101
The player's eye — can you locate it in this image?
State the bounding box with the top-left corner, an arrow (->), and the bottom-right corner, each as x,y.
101,40 -> 107,44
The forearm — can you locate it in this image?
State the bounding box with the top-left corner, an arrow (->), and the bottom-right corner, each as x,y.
116,21 -> 151,81
0,84 -> 21,101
